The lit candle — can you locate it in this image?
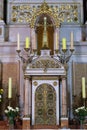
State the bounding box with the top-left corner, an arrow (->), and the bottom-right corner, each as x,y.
62,38 -> 66,50
70,31 -> 74,49
17,33 -> 20,50
82,77 -> 86,98
25,37 -> 30,48
8,77 -> 12,98
56,32 -> 59,50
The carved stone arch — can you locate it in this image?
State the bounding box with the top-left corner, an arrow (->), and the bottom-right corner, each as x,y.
34,14 -> 55,30
30,1 -> 60,28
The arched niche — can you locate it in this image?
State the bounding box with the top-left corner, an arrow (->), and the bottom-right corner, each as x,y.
35,14 -> 55,55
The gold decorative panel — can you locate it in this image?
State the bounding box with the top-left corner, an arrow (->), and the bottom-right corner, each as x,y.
31,58 -> 62,68
35,84 -> 56,125
9,1 -> 81,26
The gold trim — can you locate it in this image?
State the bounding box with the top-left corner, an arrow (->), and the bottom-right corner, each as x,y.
32,76 -> 59,80
33,81 -> 38,86
30,1 -> 60,28
53,81 -> 57,86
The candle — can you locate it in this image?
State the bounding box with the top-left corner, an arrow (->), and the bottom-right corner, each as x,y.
82,77 -> 86,98
62,38 -> 66,50
17,33 -> 20,50
8,77 -> 12,98
56,32 -> 59,50
70,31 -> 74,49
25,37 -> 30,48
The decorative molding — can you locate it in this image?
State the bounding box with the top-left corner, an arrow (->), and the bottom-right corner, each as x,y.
7,1 -> 81,26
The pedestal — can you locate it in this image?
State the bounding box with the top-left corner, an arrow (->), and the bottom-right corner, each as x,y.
61,117 -> 68,128
22,117 -> 30,129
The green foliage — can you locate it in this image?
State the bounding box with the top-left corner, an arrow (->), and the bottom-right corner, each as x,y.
5,106 -> 19,124
75,106 -> 87,120
0,89 -> 3,102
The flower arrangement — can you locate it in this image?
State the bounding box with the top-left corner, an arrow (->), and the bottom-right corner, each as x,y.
0,89 -> 3,102
75,106 -> 87,120
5,106 -> 19,124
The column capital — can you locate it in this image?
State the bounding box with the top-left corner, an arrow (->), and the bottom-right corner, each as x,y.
60,75 -> 67,80
24,75 -> 31,80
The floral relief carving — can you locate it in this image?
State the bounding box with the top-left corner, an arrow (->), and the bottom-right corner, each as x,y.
9,1 -> 80,26
31,59 -> 61,68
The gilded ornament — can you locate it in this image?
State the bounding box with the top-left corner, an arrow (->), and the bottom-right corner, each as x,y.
12,5 -> 18,10
10,1 -> 79,24
12,18 -> 17,22
53,81 -> 57,86
33,81 -> 38,86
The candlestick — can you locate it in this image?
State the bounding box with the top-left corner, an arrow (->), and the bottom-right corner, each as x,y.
17,33 -> 20,50
70,31 -> 74,50
25,37 -> 30,48
8,77 -> 12,99
62,38 -> 66,50
82,77 -> 86,98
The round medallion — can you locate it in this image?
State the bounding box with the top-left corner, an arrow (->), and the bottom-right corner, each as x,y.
33,81 -> 38,86
53,81 -> 57,86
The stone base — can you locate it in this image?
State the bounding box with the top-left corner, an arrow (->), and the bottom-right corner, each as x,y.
61,117 -> 68,128
22,117 -> 30,129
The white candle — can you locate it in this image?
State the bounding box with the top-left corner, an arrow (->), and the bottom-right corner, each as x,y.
17,33 -> 20,50
82,77 -> 86,98
8,77 -> 12,98
56,32 -> 59,50
70,31 -> 74,49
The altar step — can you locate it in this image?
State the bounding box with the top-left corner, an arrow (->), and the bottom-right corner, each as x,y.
31,125 -> 60,129
0,120 -> 22,129
0,121 -> 9,129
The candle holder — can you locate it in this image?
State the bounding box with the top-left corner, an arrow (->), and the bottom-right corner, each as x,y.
83,98 -> 86,108
70,48 -> 74,53
24,48 -> 30,52
62,49 -> 68,53
16,50 -> 21,53
16,47 -> 36,67
8,98 -> 12,106
55,49 -> 59,54
57,48 -> 74,64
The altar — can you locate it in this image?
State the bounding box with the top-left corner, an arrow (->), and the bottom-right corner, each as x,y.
15,0 -> 75,129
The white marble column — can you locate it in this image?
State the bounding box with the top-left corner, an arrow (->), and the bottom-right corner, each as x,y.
54,28 -> 59,51
24,77 -> 31,116
30,28 -> 37,50
0,0 -> 5,42
29,78 -> 32,115
24,77 -> 29,116
61,76 -> 67,117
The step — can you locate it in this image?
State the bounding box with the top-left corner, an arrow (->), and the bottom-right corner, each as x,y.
31,125 -> 60,129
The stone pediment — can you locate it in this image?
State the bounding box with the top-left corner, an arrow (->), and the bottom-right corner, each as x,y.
25,56 -> 66,76
30,56 -> 63,69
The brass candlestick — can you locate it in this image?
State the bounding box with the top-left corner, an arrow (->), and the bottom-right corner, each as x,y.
83,98 -> 86,108
8,98 -> 12,106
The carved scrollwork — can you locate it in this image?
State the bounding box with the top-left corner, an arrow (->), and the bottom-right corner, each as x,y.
31,58 -> 62,69
10,1 -> 80,26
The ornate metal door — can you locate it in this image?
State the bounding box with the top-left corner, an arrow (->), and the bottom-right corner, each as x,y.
35,83 -> 56,125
